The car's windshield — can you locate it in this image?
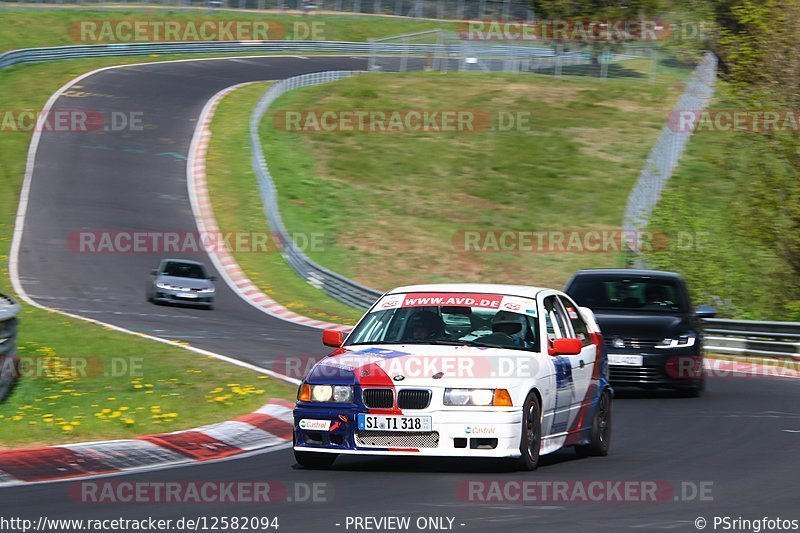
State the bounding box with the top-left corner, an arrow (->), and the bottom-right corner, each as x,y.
568,278 -> 687,313
346,292 -> 540,352
161,261 -> 207,279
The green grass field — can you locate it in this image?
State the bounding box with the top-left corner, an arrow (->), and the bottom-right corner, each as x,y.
0,8 -> 453,52
644,95 -> 799,321
258,61 -> 692,292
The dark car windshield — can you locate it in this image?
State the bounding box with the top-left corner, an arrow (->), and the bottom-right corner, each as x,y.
567,278 -> 687,313
346,292 -> 540,352
161,261 -> 207,279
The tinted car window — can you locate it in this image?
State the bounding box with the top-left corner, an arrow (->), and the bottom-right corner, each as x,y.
162,262 -> 207,279
568,278 -> 686,313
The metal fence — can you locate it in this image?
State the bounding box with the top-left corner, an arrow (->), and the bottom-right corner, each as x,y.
250,71 -> 384,309
0,294 -> 20,402
1,0 -> 536,20
0,40 -> 463,70
703,319 -> 800,359
621,51 -> 718,255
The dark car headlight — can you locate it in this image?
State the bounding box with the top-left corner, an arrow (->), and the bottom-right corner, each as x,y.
655,334 -> 696,349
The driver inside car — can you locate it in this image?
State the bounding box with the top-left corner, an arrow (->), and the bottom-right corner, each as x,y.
490,310 -> 534,348
404,310 -> 445,341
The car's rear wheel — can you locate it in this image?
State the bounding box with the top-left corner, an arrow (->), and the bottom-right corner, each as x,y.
516,391 -> 542,471
294,450 -> 337,469
576,389 -> 612,457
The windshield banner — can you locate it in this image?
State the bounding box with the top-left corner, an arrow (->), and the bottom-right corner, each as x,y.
373,292 -> 538,317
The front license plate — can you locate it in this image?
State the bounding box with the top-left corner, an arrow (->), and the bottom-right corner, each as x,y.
357,414 -> 432,432
608,354 -> 644,366
177,292 -> 197,298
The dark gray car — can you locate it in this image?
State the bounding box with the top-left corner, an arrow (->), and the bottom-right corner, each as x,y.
147,259 -> 216,309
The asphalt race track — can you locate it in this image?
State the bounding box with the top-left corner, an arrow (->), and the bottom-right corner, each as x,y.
4,55 -> 800,532
16,56 -> 372,366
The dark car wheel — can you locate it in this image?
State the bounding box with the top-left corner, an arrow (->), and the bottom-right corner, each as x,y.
294,450 -> 337,469
515,391 -> 542,471
576,389 -> 612,458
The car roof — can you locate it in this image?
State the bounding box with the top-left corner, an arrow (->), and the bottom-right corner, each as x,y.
160,258 -> 206,267
570,268 -> 683,280
387,283 -> 548,299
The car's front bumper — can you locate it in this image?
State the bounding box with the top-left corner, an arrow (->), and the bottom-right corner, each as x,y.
153,289 -> 214,305
293,404 -> 523,458
607,350 -> 703,389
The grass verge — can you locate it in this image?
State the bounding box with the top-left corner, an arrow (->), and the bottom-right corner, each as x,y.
644,90 -> 799,321
259,62 -> 692,292
205,82 -> 363,325
0,57 -> 300,448
0,8 -> 454,53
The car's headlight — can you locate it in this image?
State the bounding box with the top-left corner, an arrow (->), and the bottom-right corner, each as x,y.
198,287 -> 215,293
298,383 -> 353,403
655,334 -> 696,349
156,282 -> 171,290
444,388 -> 512,406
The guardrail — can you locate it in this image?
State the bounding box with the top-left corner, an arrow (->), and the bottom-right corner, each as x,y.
0,40 -> 568,70
250,70 -> 384,310
0,294 -> 20,402
703,318 -> 800,359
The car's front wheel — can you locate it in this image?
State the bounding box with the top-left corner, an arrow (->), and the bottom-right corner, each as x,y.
294,449 -> 337,469
576,389 -> 612,457
516,391 -> 542,471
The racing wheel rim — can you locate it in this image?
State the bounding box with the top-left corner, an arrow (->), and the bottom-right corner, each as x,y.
526,401 -> 540,460
597,392 -> 610,447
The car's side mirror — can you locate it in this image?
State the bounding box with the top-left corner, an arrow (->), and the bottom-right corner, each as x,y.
695,305 -> 717,319
322,329 -> 345,348
150,269 -> 158,275
549,338 -> 583,356
208,275 -> 217,281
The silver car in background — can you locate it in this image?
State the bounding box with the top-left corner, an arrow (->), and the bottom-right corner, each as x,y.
147,259 -> 216,309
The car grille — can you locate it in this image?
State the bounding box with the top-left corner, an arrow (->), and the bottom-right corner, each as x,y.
606,338 -> 660,350
363,388 -> 393,408
397,389 -> 431,410
356,431 -> 439,449
609,366 -> 663,383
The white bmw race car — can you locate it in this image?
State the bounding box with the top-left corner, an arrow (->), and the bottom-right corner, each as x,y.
293,283 -> 612,470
